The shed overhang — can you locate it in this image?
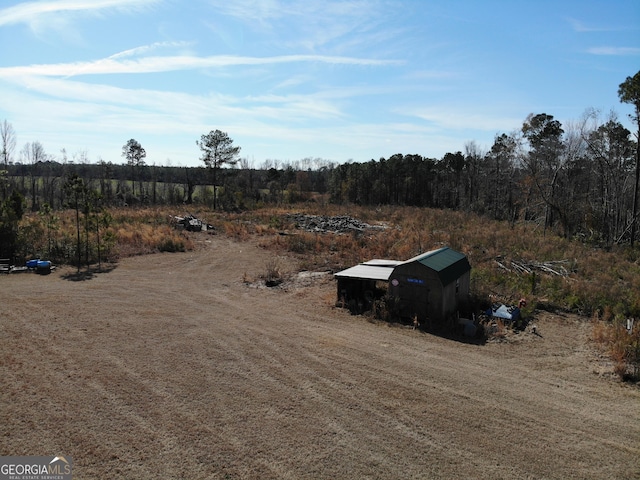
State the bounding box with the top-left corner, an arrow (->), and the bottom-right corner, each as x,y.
334,262 -> 399,282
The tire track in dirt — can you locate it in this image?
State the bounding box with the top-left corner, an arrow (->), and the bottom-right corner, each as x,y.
2,236 -> 639,479
178,280 -> 638,478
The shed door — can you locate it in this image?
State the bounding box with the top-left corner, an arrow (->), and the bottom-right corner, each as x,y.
400,283 -> 429,322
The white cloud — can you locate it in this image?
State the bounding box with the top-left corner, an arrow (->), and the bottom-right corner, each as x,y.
0,54 -> 402,78
2,72 -> 347,132
206,0 -> 393,52
566,17 -> 634,34
0,0 -> 161,27
586,47 -> 640,56
567,18 -> 608,33
401,69 -> 458,81
108,41 -> 195,59
0,69 -> 508,165
208,0 -> 377,24
400,106 -> 523,133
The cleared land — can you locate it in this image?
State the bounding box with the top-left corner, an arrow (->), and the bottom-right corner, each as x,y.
1,234 -> 639,479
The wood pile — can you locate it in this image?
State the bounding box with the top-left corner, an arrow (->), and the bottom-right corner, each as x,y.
495,257 -> 570,277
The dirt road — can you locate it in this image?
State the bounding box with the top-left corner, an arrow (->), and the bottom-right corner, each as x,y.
1,234 -> 638,479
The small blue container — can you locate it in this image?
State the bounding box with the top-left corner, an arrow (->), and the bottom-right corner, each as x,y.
26,259 -> 39,268
36,260 -> 52,274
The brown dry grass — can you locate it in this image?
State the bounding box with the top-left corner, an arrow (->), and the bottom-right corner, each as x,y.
1,232 -> 639,479
19,204 -> 640,317
18,207 -> 194,263
592,314 -> 640,380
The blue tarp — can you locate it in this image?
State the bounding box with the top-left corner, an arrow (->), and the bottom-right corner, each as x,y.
486,304 -> 520,322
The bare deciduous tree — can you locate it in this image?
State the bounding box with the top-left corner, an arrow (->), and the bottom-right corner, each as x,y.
1,120 -> 16,169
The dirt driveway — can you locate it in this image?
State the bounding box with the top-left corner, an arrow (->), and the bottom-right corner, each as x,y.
1,234 -> 639,479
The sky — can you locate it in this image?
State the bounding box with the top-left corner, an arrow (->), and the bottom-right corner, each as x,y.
0,0 -> 639,168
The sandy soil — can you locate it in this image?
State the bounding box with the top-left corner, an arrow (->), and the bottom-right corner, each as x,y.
1,233 -> 639,479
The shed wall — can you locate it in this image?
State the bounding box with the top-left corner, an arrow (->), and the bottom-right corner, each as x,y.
388,264 -> 470,323
440,270 -> 470,318
389,263 -> 441,322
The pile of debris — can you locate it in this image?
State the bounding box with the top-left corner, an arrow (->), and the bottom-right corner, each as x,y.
287,214 -> 386,234
172,214 -> 214,232
495,257 -> 570,277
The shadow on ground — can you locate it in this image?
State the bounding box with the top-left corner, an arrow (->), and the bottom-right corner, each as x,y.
61,264 -> 118,281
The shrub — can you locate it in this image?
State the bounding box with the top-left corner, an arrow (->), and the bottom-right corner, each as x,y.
286,232 -> 317,254
158,237 -> 187,252
592,316 -> 640,381
263,257 -> 284,287
222,220 -> 251,239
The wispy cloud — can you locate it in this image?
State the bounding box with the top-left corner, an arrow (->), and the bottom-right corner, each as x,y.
400,106 -> 522,133
401,69 -> 458,81
207,0 -> 378,25
0,72 -> 360,163
3,73 -> 350,127
565,17 -> 630,33
108,41 -> 195,59
586,46 -> 640,56
0,0 -> 161,27
206,0 -> 393,52
568,18 -> 606,33
0,54 -> 402,77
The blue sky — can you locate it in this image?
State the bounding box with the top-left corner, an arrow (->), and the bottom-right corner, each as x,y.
0,0 -> 638,168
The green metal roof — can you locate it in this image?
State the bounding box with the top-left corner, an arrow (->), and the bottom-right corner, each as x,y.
400,247 -> 470,286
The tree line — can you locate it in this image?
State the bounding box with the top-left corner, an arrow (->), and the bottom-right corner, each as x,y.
1,71 -> 639,259
330,110 -> 637,245
330,68 -> 639,248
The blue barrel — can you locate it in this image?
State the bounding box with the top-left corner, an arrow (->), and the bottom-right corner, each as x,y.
36,260 -> 51,274
26,259 -> 39,268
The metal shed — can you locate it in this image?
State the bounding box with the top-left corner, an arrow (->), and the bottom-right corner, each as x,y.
388,247 -> 471,325
334,247 -> 471,324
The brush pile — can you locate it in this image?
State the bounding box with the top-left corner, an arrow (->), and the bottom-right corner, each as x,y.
172,214 -> 215,232
287,214 -> 386,234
